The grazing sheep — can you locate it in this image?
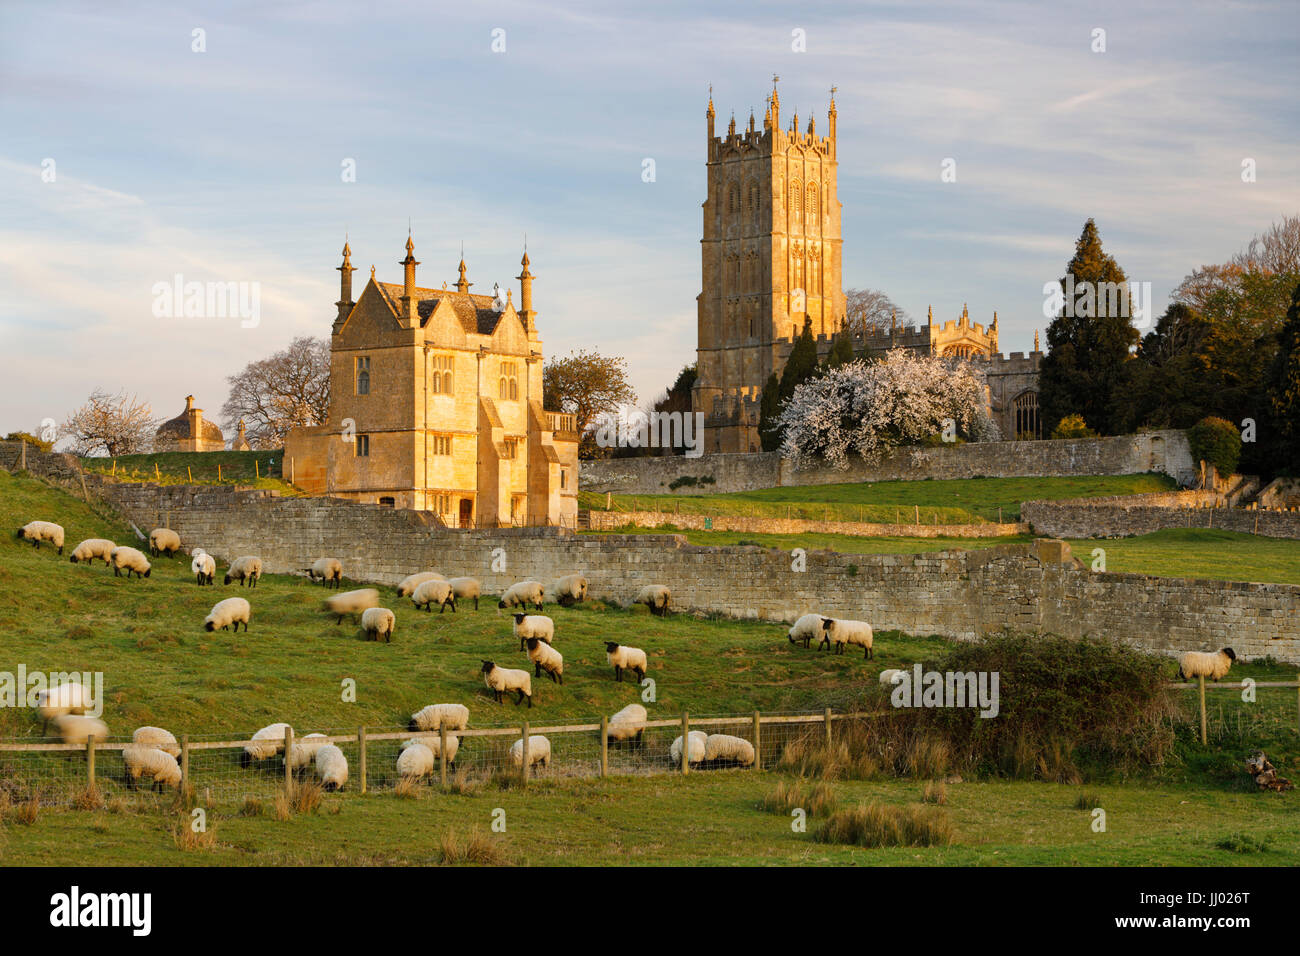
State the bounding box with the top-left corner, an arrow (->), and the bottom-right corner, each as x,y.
396,742 -> 435,779
525,637 -> 564,685
703,733 -> 756,767
306,557 -> 343,589
109,546 -> 152,579
408,703 -> 470,733
606,703 -> 648,744
16,520 -> 64,555
508,735 -> 551,769
241,722 -> 293,767
411,578 -> 456,613
669,730 -> 707,766
148,528 -> 182,558
787,613 -> 825,649
447,577 -> 482,610
878,669 -> 907,687
224,555 -> 262,588
548,574 -> 588,607
314,744 -> 348,791
323,588 -> 379,624
52,715 -> 109,745
69,538 -> 116,566
204,597 -> 251,633
132,726 -> 181,758
497,580 -> 544,611
287,733 -> 330,773
512,613 -> 554,651
122,744 -> 182,790
191,550 -> 216,586
397,571 -> 446,598
360,606 -> 396,643
400,733 -> 459,768
819,617 -> 874,659
633,584 -> 671,617
604,642 -> 648,683
35,682 -> 89,732
481,660 -> 532,707
1177,647 -> 1237,681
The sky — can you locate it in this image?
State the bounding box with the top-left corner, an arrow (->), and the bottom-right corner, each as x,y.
1,0 -> 1297,438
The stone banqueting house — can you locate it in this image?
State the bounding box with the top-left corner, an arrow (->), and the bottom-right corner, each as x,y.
284,239 -> 579,527
690,80 -> 1042,453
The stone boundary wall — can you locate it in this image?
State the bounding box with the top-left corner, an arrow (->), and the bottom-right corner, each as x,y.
585,509 -> 1027,539
1023,494 -> 1300,540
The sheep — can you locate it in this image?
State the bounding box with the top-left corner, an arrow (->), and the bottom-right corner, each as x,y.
360,606 -> 396,643
787,613 -> 825,649
497,580 -> 544,611
397,571 -> 446,598
604,642 -> 648,683
148,528 -> 181,558
481,660 -> 532,707
122,744 -> 182,790
512,612 -> 554,651
399,733 -> 460,771
287,733 -> 330,773
525,637 -> 564,685
669,730 -> 707,766
52,715 -> 110,745
411,578 -> 456,613
224,555 -> 262,588
191,550 -> 215,586
305,557 -> 343,589
204,597 -> 251,633
408,703 -> 470,733
878,668 -> 907,687
109,545 -> 151,579
132,726 -> 181,758
548,573 -> 588,607
606,703 -> 648,744
396,742 -> 435,779
35,682 -> 89,732
703,734 -> 756,767
633,584 -> 671,617
241,722 -> 293,767
819,617 -> 874,659
314,744 -> 349,791
447,576 -> 482,610
1177,647 -> 1237,681
69,538 -> 116,566
16,520 -> 64,555
323,588 -> 379,624
508,735 -> 551,769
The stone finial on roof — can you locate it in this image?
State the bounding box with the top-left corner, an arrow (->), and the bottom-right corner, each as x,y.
1034,329 -> 1041,352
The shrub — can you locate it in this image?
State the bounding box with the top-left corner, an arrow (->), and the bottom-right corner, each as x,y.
4,431 -> 53,452
1188,416 -> 1242,477
1049,414 -> 1097,440
760,779 -> 837,817
816,802 -> 954,848
668,476 -> 698,490
1214,831 -> 1271,854
439,827 -> 509,865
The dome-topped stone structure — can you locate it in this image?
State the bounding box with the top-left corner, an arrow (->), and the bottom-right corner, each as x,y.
155,395 -> 226,452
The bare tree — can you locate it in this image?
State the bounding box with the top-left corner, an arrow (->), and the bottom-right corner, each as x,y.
221,336 -> 330,449
62,389 -> 159,456
844,288 -> 908,335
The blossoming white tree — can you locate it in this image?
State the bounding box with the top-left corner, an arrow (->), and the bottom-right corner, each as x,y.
775,349 -> 1000,469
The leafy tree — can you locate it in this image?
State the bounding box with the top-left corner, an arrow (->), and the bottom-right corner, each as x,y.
1188,416 -> 1242,478
652,364 -> 696,415
757,373 -> 781,451
62,389 -> 159,456
1266,282 -> 1300,475
1048,414 -> 1097,440
221,336 -> 329,449
1111,304 -> 1213,432
542,349 -> 636,459
824,330 -> 856,369
779,320 -> 819,403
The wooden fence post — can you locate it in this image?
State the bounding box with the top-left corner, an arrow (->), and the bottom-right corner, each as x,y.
154,462 -> 161,482
440,721 -> 449,789
218,464 -> 222,482
255,460 -> 260,479
180,734 -> 190,791
521,721 -> 530,787
1199,676 -> 1207,745
284,727 -> 294,791
680,712 -> 690,775
19,438 -> 26,471
825,707 -> 833,751
358,726 -> 367,795
86,734 -> 96,789
187,466 -> 192,483
600,716 -> 609,778
753,711 -> 762,771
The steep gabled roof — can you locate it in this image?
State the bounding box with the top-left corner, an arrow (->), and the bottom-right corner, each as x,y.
375,282 -> 510,335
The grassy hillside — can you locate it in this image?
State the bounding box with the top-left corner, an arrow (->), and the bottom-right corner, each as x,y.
79,450 -> 297,493
579,473 -> 1177,524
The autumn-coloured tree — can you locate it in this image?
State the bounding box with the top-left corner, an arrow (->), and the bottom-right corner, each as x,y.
62,389 -> 159,456
221,336 -> 330,449
542,349 -> 636,458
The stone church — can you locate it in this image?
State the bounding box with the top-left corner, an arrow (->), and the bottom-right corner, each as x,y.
691,81 -> 1042,453
283,239 -> 579,527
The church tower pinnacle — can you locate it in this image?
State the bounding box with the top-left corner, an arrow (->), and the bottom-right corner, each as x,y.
336,240 -> 355,322
400,234 -> 419,322
516,247 -> 536,331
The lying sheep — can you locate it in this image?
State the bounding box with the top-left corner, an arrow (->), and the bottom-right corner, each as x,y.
315,744 -> 348,791
69,538 -> 116,566
508,735 -> 551,769
878,668 -> 907,687
241,722 -> 293,767
633,584 -> 671,617
819,617 -> 873,659
605,642 -> 648,683
408,703 -> 470,733
324,588 -> 379,624
287,733 -> 330,773
1177,647 -> 1237,681
191,550 -> 216,586
52,714 -> 110,745
397,571 -> 446,598
205,597 -> 251,633
787,613 -> 825,649
548,574 -> 588,607
606,703 -> 648,744
497,580 -> 544,611
148,528 -> 182,558
525,637 -> 564,685
411,578 -> 456,613
448,577 -> 482,610
132,726 -> 181,758
703,733 -> 755,767
361,606 -> 396,643
512,613 -> 554,651
224,555 -> 262,588
16,520 -> 64,555
481,660 -> 532,707
122,744 -> 182,790
669,730 -> 707,766
306,557 -> 343,589
110,546 -> 152,579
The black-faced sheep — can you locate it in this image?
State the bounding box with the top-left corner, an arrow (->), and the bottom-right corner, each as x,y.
819,617 -> 873,658
323,588 -> 379,624
604,642 -> 647,683
411,578 -> 456,613
240,722 -> 292,767
306,557 -> 343,589
69,538 -> 116,566
508,735 -> 551,769
191,549 -> 216,586
360,606 -> 396,642
606,703 -> 647,745
670,730 -> 707,766
787,613 -> 824,648
408,703 -> 470,733
525,637 -> 564,684
633,584 -> 671,616
481,660 -> 532,707
549,574 -> 588,607
497,580 -> 544,611
16,520 -> 64,555
448,577 -> 482,610
397,571 -> 446,598
148,528 -> 181,558
224,555 -> 262,588
122,744 -> 182,790
204,597 -> 251,632
1177,647 -> 1236,681
109,546 -> 152,579
132,725 -> 181,758
512,613 -> 554,650
314,744 -> 348,791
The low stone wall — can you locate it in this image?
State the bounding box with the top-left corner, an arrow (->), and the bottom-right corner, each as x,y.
585,509 -> 1027,539
580,430 -> 1196,495
1023,493 -> 1300,540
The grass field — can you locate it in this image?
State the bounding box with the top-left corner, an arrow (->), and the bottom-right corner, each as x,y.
79,450 -> 297,493
2,469 -> 1296,866
579,473 -> 1176,524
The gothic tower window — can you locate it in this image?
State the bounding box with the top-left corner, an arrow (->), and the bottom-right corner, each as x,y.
430,354 -> 453,394
791,181 -> 802,231
355,355 -> 370,395
1013,390 -> 1040,440
806,182 -> 818,233
498,361 -> 518,401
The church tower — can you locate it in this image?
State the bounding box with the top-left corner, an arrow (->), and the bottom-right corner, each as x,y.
692,79 -> 845,454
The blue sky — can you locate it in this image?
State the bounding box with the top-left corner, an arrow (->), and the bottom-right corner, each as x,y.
1,0 -> 1297,435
